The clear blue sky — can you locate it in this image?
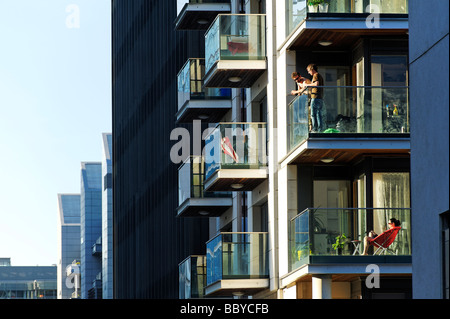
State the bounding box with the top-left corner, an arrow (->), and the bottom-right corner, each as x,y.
0,0 -> 111,266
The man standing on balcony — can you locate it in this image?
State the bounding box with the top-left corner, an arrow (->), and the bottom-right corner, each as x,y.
305,63 -> 324,132
291,72 -> 312,131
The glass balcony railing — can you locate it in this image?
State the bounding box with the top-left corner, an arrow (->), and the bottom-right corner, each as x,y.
289,208 -> 411,272
178,155 -> 231,207
177,58 -> 231,112
179,255 -> 206,299
206,232 -> 269,286
205,14 -> 266,75
204,123 -> 268,181
287,86 -> 409,151
286,0 -> 409,36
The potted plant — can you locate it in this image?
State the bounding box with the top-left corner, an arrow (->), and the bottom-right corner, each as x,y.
332,233 -> 347,255
319,0 -> 330,13
307,0 -> 322,13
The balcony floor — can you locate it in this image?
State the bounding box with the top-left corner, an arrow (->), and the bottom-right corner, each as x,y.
204,168 -> 268,191
176,99 -> 231,123
205,278 -> 269,297
203,60 -> 267,88
175,3 -> 231,30
281,255 -> 411,289
177,197 -> 232,217
282,135 -> 410,166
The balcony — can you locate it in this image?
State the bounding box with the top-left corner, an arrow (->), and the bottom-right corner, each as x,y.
285,86 -> 410,165
204,123 -> 268,191
285,208 -> 411,285
204,14 -> 266,88
175,0 -> 231,30
285,0 -> 408,50
91,236 -> 102,256
179,255 -> 206,299
178,155 -> 232,217
205,232 -> 269,296
177,58 -> 231,123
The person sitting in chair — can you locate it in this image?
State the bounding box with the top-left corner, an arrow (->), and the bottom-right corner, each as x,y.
363,218 -> 401,255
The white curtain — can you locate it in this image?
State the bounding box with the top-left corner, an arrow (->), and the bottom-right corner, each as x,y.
373,172 -> 411,254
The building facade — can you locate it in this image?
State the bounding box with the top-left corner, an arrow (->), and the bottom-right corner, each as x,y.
409,0 -> 449,299
110,0 -> 448,299
111,1 -> 210,298
0,263 -> 57,299
57,194 -> 81,299
175,0 -> 412,299
102,133 -> 113,299
80,162 -> 103,299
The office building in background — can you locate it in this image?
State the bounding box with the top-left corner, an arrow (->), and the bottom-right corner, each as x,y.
57,194 -> 81,299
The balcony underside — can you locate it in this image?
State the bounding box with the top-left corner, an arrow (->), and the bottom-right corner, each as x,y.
286,17 -> 408,51
204,168 -> 267,191
281,255 -> 411,288
205,278 -> 269,297
177,197 -> 232,217
203,60 -> 266,88
175,4 -> 231,30
176,99 -> 231,123
282,137 -> 410,166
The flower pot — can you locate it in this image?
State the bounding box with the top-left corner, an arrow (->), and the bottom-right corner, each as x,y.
308,5 -> 318,13
319,3 -> 329,12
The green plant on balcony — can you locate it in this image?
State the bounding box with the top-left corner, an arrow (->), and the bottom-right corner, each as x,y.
332,233 -> 347,255
307,0 -> 324,5
307,0 -> 330,13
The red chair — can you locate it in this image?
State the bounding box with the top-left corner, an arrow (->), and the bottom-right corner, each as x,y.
369,226 -> 401,255
227,35 -> 249,55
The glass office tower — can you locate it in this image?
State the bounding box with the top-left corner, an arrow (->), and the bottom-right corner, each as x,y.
102,133 -> 113,299
111,0 -> 209,298
57,194 -> 81,299
80,162 -> 102,299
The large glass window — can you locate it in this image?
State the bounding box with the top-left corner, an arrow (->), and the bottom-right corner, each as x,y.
314,180 -> 351,208
371,55 -> 408,86
373,172 -> 411,254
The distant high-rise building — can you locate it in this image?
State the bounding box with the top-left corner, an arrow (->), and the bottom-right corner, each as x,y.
57,194 -> 81,299
80,162 -> 102,299
0,264 -> 57,299
101,133 -> 113,298
0,258 -> 11,267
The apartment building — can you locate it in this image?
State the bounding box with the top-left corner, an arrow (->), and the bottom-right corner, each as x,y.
175,0 -> 412,299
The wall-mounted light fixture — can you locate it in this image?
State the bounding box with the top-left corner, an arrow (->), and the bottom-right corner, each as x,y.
228,76 -> 242,83
320,157 -> 335,163
318,40 -> 333,46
